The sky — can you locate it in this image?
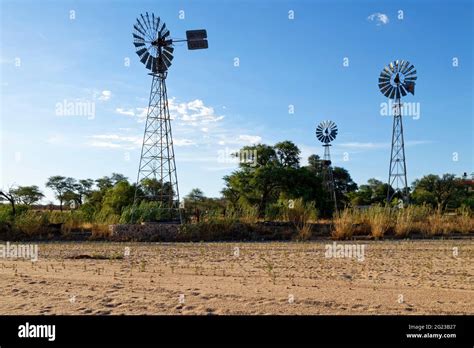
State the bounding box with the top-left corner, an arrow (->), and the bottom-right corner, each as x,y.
1,0 -> 473,203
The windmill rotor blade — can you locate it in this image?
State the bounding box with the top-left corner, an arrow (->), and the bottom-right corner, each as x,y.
405,71 -> 417,79
404,64 -> 415,75
160,23 -> 166,35
163,50 -> 173,62
134,24 -> 146,36
136,18 -> 146,31
380,84 -> 392,95
136,47 -> 147,57
405,77 -> 417,83
146,12 -> 152,30
134,42 -> 145,48
400,84 -> 407,97
163,46 -> 174,55
140,14 -> 149,30
388,87 -> 396,99
161,54 -> 172,67
400,60 -> 409,74
161,29 -> 170,39
140,51 -> 150,64
155,16 -> 161,32
133,33 -> 144,41
145,55 -> 153,70
152,13 -> 155,31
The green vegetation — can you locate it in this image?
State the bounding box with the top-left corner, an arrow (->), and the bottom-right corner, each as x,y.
0,140 -> 473,240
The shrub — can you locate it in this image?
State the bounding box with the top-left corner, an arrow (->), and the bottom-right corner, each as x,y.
332,209 -> 354,240
368,206 -> 391,239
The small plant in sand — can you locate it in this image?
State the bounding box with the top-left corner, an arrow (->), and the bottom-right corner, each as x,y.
332,209 -> 354,240
260,256 -> 276,284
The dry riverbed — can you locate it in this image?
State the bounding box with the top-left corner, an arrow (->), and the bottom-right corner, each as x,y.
0,240 -> 472,315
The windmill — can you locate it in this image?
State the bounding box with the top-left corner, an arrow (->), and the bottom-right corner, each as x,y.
316,120 -> 338,214
378,60 -> 417,204
132,13 -> 208,222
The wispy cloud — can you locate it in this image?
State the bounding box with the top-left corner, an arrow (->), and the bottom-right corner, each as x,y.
115,108 -> 135,117
170,98 -> 224,126
98,90 -> 112,101
338,140 -> 432,150
367,13 -> 389,26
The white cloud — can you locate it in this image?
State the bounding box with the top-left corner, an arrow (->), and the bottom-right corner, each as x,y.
115,108 -> 135,117
87,134 -> 141,149
174,138 -> 196,147
238,135 -> 262,144
169,98 -> 224,126
367,13 -> 389,25
97,90 -> 112,101
338,140 -> 432,150
217,134 -> 262,146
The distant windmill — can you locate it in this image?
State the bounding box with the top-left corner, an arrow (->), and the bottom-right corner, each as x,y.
316,120 -> 338,214
378,60 -> 417,204
132,13 -> 208,222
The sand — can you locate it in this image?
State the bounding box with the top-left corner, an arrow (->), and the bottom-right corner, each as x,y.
0,240 -> 472,315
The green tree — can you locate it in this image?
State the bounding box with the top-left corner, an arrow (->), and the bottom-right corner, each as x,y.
45,176 -> 76,211
11,185 -> 44,205
412,174 -> 460,211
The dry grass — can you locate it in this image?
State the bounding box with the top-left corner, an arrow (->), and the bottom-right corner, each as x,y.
368,207 -> 391,239
332,209 -> 354,240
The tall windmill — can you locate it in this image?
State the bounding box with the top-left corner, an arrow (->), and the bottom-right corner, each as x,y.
132,13 -> 208,222
316,120 -> 338,214
378,60 -> 417,204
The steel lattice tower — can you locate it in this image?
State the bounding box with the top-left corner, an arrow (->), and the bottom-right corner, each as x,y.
134,72 -> 181,221
322,144 -> 338,214
316,120 -> 338,215
131,13 -> 208,222
387,99 -> 408,203
378,60 -> 417,204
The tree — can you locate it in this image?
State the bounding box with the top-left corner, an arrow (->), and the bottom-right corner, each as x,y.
347,178 -> 393,206
101,181 -> 135,215
185,188 -> 205,202
332,167 -> 358,207
45,176 -> 75,211
11,185 -> 44,205
274,141 -> 300,168
74,179 -> 94,205
412,174 -> 460,211
0,187 -> 17,216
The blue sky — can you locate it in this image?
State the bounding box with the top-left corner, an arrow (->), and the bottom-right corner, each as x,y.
1,0 -> 473,202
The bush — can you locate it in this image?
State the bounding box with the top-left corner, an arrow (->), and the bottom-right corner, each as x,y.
367,206 -> 391,239
332,209 -> 354,240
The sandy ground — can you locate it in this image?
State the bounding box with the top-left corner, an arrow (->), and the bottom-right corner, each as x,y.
0,240 -> 472,315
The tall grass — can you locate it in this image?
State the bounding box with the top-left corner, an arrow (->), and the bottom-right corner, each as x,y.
332,209 -> 354,240
284,198 -> 317,240
367,206 -> 391,239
